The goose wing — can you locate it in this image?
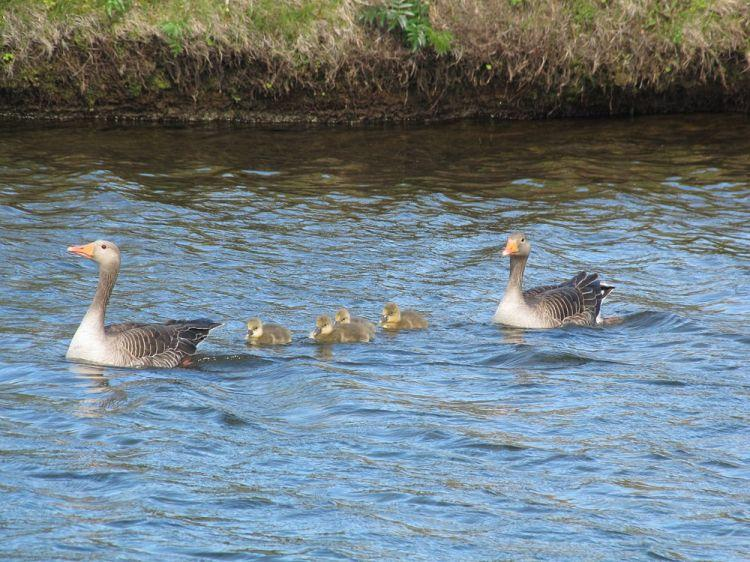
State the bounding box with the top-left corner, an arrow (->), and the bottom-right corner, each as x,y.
523,282 -> 570,298
104,322 -> 150,335
522,270 -> 587,299
106,318 -> 220,368
525,272 -> 602,326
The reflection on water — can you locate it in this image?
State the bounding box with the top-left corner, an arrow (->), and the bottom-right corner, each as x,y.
0,115 -> 749,560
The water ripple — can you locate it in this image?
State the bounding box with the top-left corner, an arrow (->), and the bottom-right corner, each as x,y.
0,115 -> 748,560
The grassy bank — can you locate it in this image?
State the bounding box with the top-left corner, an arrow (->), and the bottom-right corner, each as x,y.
1,0 -> 749,123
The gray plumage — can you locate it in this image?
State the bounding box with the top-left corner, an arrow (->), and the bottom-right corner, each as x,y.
493,232 -> 614,329
104,319 -> 220,367
524,272 -> 613,326
66,240 -> 219,368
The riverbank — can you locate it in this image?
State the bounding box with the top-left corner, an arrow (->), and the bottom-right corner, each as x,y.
1,0 -> 749,123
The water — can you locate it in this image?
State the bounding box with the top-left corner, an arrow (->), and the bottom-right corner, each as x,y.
0,115 -> 748,560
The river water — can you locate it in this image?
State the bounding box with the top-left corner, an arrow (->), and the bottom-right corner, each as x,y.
0,115 -> 748,560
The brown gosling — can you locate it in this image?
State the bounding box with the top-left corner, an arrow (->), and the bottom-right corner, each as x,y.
380,302 -> 428,330
246,317 -> 292,345
310,315 -> 372,344
335,307 -> 376,337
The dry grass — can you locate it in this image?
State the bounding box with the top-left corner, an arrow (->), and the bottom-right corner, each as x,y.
1,0 -> 748,121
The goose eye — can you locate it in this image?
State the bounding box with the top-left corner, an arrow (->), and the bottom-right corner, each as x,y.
101,244 -> 107,249
521,238 -> 525,242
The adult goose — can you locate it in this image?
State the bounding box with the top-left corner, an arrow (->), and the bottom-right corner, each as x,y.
493,232 -> 614,329
66,240 -> 220,368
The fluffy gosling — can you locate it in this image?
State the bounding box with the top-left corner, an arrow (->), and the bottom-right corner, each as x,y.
246,317 -> 292,345
310,314 -> 372,343
380,302 -> 428,330
335,307 -> 376,337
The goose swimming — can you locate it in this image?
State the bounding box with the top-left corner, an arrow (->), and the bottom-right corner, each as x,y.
310,315 -> 372,343
334,307 -> 376,337
66,240 -> 220,368
246,317 -> 292,345
493,232 -> 614,328
379,302 -> 428,330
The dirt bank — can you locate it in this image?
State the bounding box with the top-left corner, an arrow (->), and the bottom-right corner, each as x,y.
1,1 -> 749,123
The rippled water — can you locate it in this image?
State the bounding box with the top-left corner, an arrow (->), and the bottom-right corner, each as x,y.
1,115 -> 749,560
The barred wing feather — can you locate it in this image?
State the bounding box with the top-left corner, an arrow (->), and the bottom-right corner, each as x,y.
525,272 -> 602,326
106,318 -> 220,368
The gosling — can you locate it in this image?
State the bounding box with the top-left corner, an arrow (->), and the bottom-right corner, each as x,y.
335,307 -> 376,337
246,317 -> 292,345
380,302 -> 428,330
310,315 -> 372,344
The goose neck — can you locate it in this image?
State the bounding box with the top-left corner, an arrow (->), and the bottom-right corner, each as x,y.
81,263 -> 118,333
506,255 -> 527,296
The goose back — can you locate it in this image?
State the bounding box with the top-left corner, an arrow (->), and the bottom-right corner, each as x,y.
523,272 -> 612,327
105,318 -> 220,368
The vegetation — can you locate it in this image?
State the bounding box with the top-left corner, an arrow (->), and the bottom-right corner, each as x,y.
361,0 -> 454,54
0,0 -> 748,122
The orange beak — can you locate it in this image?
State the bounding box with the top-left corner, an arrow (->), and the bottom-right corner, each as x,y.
67,242 -> 96,259
502,239 -> 519,256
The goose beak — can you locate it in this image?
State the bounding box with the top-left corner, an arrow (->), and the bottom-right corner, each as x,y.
68,243 -> 95,259
310,328 -> 321,338
502,239 -> 519,256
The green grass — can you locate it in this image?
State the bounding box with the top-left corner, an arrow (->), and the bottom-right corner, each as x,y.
249,0 -> 341,40
568,0 -> 598,27
0,0 -> 747,119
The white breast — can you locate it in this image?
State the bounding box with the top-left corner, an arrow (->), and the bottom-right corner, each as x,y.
493,298 -> 547,329
66,325 -> 110,364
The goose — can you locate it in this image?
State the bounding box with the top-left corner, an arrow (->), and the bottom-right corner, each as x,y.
380,302 -> 428,330
310,315 -> 372,343
246,317 -> 292,345
334,307 -> 376,337
493,232 -> 614,328
66,240 -> 220,368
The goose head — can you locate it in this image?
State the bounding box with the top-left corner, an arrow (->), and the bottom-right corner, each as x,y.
246,317 -> 264,338
68,240 -> 121,270
335,308 -> 351,325
380,302 -> 401,325
311,315 -> 334,338
502,232 -> 531,258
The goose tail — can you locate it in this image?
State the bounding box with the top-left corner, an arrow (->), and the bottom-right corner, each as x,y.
596,283 -> 615,323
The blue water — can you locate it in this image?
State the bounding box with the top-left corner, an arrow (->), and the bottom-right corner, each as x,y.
0,116 -> 749,560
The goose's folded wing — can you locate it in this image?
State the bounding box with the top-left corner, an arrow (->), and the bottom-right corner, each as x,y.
527,285 -> 587,325
523,271 -> 587,298
524,283 -> 568,298
525,272 -> 603,326
108,319 -> 220,367
105,322 -> 150,336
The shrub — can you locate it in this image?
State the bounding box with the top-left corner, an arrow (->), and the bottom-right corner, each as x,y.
361,0 -> 454,55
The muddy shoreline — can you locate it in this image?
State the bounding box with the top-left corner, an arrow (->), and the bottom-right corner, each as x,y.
2,1 -> 748,125
2,81 -> 747,125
